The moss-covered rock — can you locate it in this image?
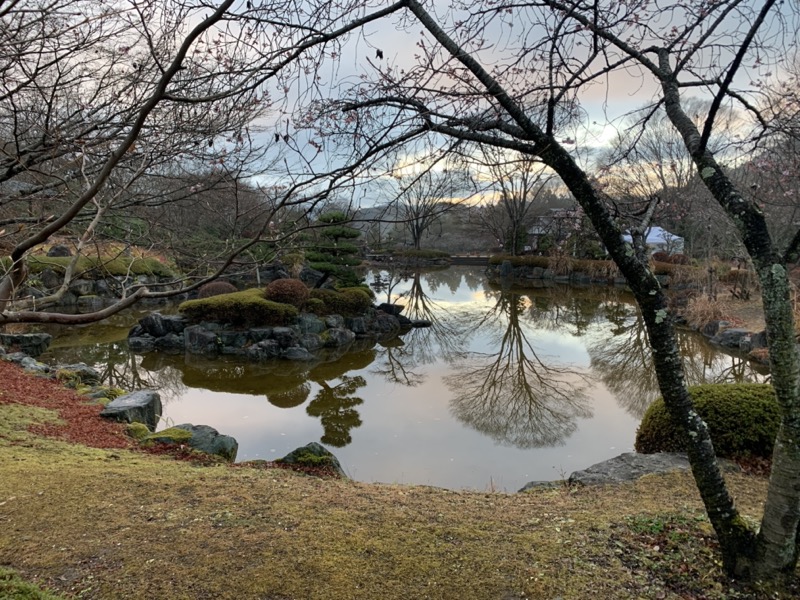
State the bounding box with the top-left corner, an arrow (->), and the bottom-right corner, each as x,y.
308,287 -> 373,317
126,422 -> 151,442
179,288 -> 298,327
635,383 -> 780,460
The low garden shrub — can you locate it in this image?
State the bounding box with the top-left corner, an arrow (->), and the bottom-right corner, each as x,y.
635,383 -> 780,460
197,280 -> 237,299
264,278 -> 310,308
308,287 -> 374,316
179,288 -> 298,327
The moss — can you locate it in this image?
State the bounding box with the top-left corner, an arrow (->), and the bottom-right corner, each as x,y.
179,288 -> 298,326
309,287 -> 373,316
0,566 -> 63,599
142,427 -> 193,446
277,450 -> 333,467
635,384 -> 780,459
126,422 -> 151,442
17,255 -> 175,278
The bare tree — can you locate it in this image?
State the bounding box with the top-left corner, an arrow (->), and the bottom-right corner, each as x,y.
300,0 -> 800,581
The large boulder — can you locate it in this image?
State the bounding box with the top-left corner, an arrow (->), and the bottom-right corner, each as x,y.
47,244 -> 72,257
146,424 -> 238,462
0,333 -> 52,357
568,452 -> 691,486
100,390 -> 162,431
278,442 -> 346,477
139,313 -> 186,337
183,325 -> 220,355
57,363 -> 101,384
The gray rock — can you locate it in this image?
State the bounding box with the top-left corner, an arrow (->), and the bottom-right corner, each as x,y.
278,442 -> 346,477
377,302 -> 405,316
248,328 -> 273,343
296,313 -> 326,334
282,346 -> 315,361
411,319 -> 432,328
371,312 -> 401,336
47,244 -> 72,257
218,330 -> 248,348
300,333 -> 323,351
711,327 -> 750,349
77,295 -> 105,312
19,356 -> 51,374
567,452 -> 690,486
346,316 -> 368,334
271,326 -> 298,349
140,312 -> 185,337
100,390 -> 162,431
154,332 -> 185,353
246,339 -> 281,361
39,268 -> 62,290
173,423 -> 238,462
0,333 -> 52,357
499,260 -> 513,279
322,327 -> 355,347
128,335 -> 156,352
68,278 -> 96,296
324,315 -> 345,328
184,325 -> 220,355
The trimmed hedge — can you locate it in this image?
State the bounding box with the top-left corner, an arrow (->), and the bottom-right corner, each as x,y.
179,288 -> 298,327
264,278 -> 310,308
392,248 -> 451,259
635,383 -> 780,460
197,280 -> 238,299
308,287 -> 374,316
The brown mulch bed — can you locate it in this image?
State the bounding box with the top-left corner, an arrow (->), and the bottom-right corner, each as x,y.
0,359 -> 132,449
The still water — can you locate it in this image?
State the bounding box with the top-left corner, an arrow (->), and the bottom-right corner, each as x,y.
40,266 -> 766,491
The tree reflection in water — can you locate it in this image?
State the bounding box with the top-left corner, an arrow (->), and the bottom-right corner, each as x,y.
586,305 -> 769,418
446,288 -> 592,449
370,269 -> 472,386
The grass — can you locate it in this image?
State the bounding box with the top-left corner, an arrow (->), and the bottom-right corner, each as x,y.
0,372 -> 797,599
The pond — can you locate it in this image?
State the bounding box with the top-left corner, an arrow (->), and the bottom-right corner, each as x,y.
39,266 -> 766,492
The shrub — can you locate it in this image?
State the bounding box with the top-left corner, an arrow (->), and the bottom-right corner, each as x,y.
635,383 -> 780,460
668,253 -> 690,265
651,251 -> 671,263
264,278 -> 310,307
308,287 -> 374,316
179,288 -> 298,326
197,280 -> 237,299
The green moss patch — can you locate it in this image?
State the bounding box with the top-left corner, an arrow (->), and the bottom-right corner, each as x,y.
16,255 -> 175,278
179,288 -> 298,326
308,287 -> 374,316
0,566 -> 63,599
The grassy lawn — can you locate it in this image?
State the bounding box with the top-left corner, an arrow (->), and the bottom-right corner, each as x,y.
0,365 -> 794,599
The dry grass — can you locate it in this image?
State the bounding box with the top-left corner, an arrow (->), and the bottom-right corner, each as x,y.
2,391 -> 797,599
682,295 -> 740,329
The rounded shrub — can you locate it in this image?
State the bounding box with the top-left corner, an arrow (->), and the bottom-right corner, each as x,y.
635,383 -> 780,460
264,278 -> 310,308
668,253 -> 690,265
651,251 -> 670,263
308,287 -> 374,316
197,280 -> 237,299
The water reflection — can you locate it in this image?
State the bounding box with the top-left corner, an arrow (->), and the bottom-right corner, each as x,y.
447,289 -> 592,448
34,267 -> 768,489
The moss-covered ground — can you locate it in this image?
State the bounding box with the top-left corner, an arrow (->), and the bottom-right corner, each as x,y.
0,363 -> 797,599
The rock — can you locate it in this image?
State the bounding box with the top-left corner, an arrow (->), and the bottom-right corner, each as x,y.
100,390 -> 162,431
183,325 -> 220,355
499,260 -> 513,279
68,278 -> 96,296
322,327 -> 355,347
19,356 -> 51,374
371,312 -> 401,336
77,295 -> 105,312
377,302 -> 405,316
271,327 -> 298,349
140,313 -> 186,337
346,316 -> 367,334
246,339 -> 281,361
282,346 -> 315,361
711,327 -> 750,349
566,452 -> 691,486
47,244 -> 72,257
147,424 -> 238,462
411,319 -> 432,328
296,314 -> 326,334
39,268 -> 62,289
154,333 -> 185,353
57,363 -> 101,384
248,328 -> 273,343
128,335 -> 156,352
278,442 -> 346,477
0,333 -> 52,357
324,315 -> 345,328
218,330 -> 248,348
299,333 -> 323,351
